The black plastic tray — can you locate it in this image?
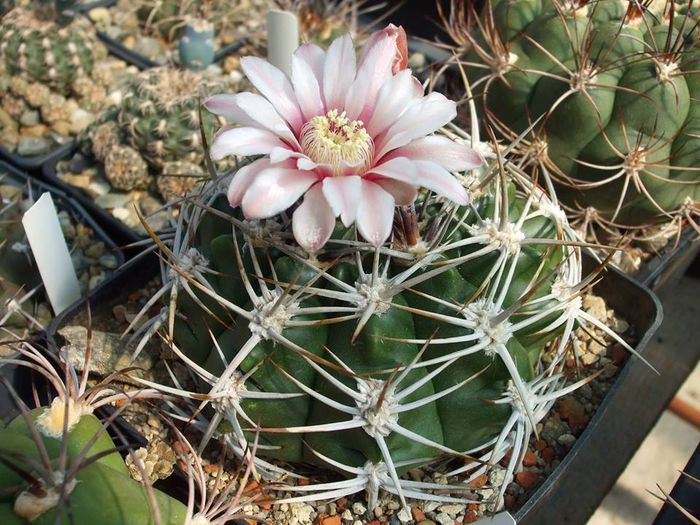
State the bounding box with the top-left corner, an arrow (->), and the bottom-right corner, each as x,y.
0,160 -> 126,419
41,151 -> 145,249
0,141 -> 76,174
653,442 -> 700,524
94,29 -> 247,71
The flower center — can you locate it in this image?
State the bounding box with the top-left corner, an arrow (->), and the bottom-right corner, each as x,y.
300,109 -> 374,176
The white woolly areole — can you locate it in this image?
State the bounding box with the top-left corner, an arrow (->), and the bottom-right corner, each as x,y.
249,289 -> 297,340
471,219 -> 525,255
190,514 -> 213,525
550,278 -> 583,312
14,472 -> 77,521
168,248 -> 208,279
36,397 -> 93,438
356,379 -> 399,438
464,299 -> 513,350
355,275 -> 392,315
211,371 -> 247,414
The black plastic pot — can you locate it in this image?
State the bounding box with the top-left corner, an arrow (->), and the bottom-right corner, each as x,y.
0,141 -> 76,175
44,251 -> 668,525
636,228 -> 700,293
653,442 -> 700,524
41,150 -> 145,249
0,160 -> 126,419
94,28 -> 248,70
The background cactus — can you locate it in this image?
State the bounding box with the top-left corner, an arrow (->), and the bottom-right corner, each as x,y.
445,0 -> 700,238
178,18 -> 215,71
137,128 -> 633,509
0,5 -> 99,95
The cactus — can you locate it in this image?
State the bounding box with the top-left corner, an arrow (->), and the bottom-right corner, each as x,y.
104,145 -> 152,191
116,67 -> 222,169
157,160 -> 203,200
178,18 -> 215,71
444,0 -> 700,238
0,6 -> 99,95
136,0 -> 200,43
0,342 -> 187,525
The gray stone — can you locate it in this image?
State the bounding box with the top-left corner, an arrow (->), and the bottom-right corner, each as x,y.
19,110 -> 40,127
85,241 -> 105,258
70,250 -> 86,273
95,192 -> 133,209
134,37 -> 161,59
16,136 -> 52,156
58,325 -> 153,377
48,132 -> 70,145
98,254 -> 119,269
68,152 -> 93,174
88,272 -> 106,289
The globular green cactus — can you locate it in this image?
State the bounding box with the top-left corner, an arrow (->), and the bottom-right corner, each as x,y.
117,67 -> 222,169
0,344 -> 187,525
138,131 -> 633,510
0,6 -> 99,95
448,0 -> 700,237
178,18 -> 215,71
136,0 -> 200,43
104,145 -> 151,191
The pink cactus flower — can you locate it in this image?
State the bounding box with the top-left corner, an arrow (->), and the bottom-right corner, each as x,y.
204,24 -> 483,251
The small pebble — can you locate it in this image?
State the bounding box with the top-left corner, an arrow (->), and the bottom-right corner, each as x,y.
99,254 -> 119,269
557,433 -> 577,446
16,136 -> 53,156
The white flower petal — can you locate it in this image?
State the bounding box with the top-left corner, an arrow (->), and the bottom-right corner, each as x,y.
374,179 -> 418,206
414,160 -> 469,205
203,94 -> 247,121
292,54 -> 325,122
241,168 -> 318,219
366,70 -> 423,138
322,176 -> 362,227
344,32 -> 396,122
241,56 -> 304,133
389,136 -> 484,171
367,157 -> 419,184
323,34 -> 356,111
375,92 -> 457,158
356,180 -> 395,246
227,158 -> 271,207
210,126 -> 288,160
295,43 -> 326,86
293,183 -> 336,252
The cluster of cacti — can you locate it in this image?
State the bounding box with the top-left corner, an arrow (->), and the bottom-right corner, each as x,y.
447,0 -> 700,239
80,67 -> 221,196
0,5 -> 99,95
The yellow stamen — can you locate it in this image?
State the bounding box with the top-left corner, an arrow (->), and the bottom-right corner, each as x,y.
300,110 -> 374,176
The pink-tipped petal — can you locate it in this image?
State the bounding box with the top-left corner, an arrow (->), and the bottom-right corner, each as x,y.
414,160 -> 469,205
367,157 -> 419,184
323,34 -> 356,111
375,92 -> 457,158
344,31 -> 397,121
360,24 -> 408,74
203,94 -> 247,121
295,43 -> 326,85
388,136 -> 484,171
356,180 -> 395,246
322,175 -> 362,226
229,92 -> 298,145
227,158 -> 271,207
292,183 -> 336,252
241,168 -> 318,219
374,179 -> 418,206
292,54 -> 325,122
210,126 -> 288,160
241,56 -> 304,133
366,70 -> 423,137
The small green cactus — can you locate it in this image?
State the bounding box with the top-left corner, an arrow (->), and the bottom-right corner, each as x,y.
178,18 -> 215,71
0,6 -> 99,95
104,145 -> 151,191
449,0 -> 700,237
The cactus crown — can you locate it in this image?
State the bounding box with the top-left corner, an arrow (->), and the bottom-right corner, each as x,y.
446,0 -> 700,239
0,6 -> 98,95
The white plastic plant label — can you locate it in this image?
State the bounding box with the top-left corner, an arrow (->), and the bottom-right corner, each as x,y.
473,512 -> 517,525
21,192 -> 80,314
267,9 -> 299,77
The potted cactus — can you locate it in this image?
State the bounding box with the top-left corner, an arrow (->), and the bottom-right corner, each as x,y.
66,23 -> 656,522
0,0 -> 136,170
438,0 -> 700,285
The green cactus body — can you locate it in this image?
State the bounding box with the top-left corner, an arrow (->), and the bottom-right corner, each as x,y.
116,67 -> 222,169
159,161 -> 588,506
0,407 -> 187,524
0,7 -> 98,95
137,0 -> 200,42
463,0 -> 700,227
178,19 -> 215,71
